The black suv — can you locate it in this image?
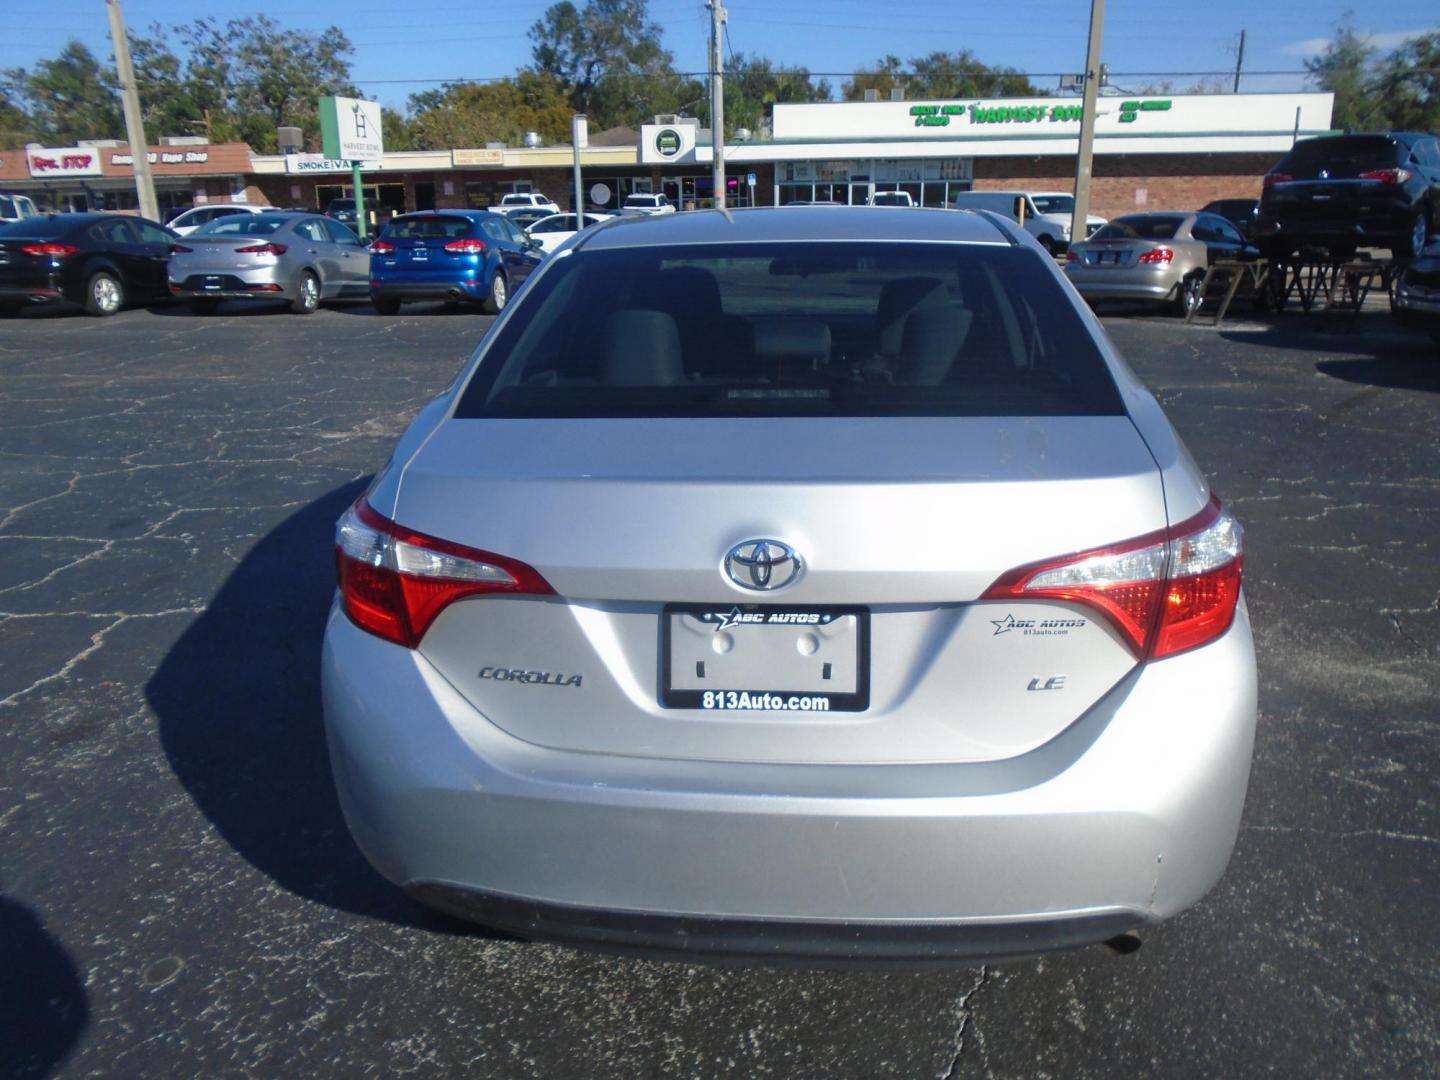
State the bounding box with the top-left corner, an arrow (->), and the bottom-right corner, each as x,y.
1258,133 -> 1440,260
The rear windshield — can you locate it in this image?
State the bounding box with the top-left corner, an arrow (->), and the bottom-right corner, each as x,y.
625,195 -> 660,205
0,216 -> 77,239
196,216 -> 287,236
1278,136 -> 1400,177
1030,195 -> 1073,214
383,215 -> 474,240
1092,216 -> 1184,241
329,200 -> 355,210
455,242 -> 1123,419
1203,200 -> 1256,217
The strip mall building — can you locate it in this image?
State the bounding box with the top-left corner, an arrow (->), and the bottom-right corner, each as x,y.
1,92 -> 1334,221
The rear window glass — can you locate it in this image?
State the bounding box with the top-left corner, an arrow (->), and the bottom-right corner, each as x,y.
0,216 -> 77,239
384,215 -> 474,240
455,242 -> 1123,419
1092,216 -> 1184,241
1279,136 -> 1400,177
197,216 -> 287,236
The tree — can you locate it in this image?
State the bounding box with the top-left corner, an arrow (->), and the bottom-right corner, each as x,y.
1304,18 -> 1375,131
725,54 -> 831,136
408,73 -> 574,150
843,51 -> 1037,102
1369,32 -> 1440,132
529,0 -> 696,129
226,16 -> 357,151
6,42 -> 122,144
0,79 -> 34,149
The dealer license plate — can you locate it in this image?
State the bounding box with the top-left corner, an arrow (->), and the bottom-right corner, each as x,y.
660,604 -> 869,712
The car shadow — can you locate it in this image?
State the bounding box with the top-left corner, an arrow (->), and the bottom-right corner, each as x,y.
141,301 -> 484,318
1315,353 -> 1440,393
0,895 -> 89,1079
144,482 -> 485,934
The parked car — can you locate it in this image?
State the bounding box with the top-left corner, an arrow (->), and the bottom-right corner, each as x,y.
1065,211 -> 1259,315
323,205 -> 1255,964
0,192 -> 39,222
368,209 -> 543,315
1391,247 -> 1440,342
867,191 -> 915,207
168,203 -> 269,237
523,211 -> 612,253
168,212 -> 369,315
1201,198 -> 1261,241
1258,132 -> 1440,261
492,192 -> 561,217
501,207 -> 555,232
618,192 -> 676,216
0,212 -> 176,316
324,197 -> 361,228
950,190 -> 1106,254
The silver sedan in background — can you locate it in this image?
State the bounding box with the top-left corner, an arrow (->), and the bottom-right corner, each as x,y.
1065,211 -> 1258,315
322,207 -> 1257,965
168,212 -> 370,315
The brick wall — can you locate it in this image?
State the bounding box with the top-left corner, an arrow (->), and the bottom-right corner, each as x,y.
973,153 -> 1280,218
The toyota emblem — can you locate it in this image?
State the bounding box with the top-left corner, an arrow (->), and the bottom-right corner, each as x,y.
724,539 -> 803,591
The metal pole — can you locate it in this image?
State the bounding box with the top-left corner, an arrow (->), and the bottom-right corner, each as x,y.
572,113 -> 586,224
351,163 -> 367,240
106,0 -> 158,222
708,0 -> 727,209
1233,29 -> 1246,94
1070,0 -> 1105,248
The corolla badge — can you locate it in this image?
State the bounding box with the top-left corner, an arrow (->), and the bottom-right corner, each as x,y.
724,539 -> 803,591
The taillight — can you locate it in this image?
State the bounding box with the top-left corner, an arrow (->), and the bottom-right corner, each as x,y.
982,495 -> 1243,660
1138,247 -> 1174,264
235,242 -> 287,255
1262,172 -> 1293,189
169,243 -> 193,254
1358,168 -> 1411,184
444,237 -> 486,254
370,239 -> 396,254
1065,250 -> 1080,263
20,243 -> 78,256
335,499 -> 554,648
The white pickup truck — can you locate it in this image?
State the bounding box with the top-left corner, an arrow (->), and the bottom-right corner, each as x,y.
950,190 -> 1107,254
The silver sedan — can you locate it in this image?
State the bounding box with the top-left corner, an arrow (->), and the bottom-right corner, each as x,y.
1065,211 -> 1258,315
323,207 -> 1256,964
168,212 -> 370,314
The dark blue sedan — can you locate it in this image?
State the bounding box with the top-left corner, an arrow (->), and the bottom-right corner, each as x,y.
369,210 -> 544,315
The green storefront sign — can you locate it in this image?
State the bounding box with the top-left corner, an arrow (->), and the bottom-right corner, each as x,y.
906,99 -> 1173,129
654,128 -> 683,156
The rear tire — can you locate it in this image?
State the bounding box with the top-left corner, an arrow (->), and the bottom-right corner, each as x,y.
481,271 -> 508,316
83,270 -> 124,316
290,271 -> 320,315
1393,208 -> 1430,262
373,297 -> 401,315
187,299 -> 220,316
1173,272 -> 1204,317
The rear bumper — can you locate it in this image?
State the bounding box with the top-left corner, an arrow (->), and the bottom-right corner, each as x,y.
1065,268 -> 1179,302
322,600 -> 1257,961
169,268 -> 294,301
1259,203 -> 1413,250
0,284 -> 64,305
370,277 -> 489,302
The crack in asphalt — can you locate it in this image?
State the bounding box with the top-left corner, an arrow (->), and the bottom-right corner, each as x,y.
938,966 -> 994,1080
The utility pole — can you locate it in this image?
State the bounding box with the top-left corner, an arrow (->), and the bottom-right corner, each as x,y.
106,0 -> 158,221
1233,29 -> 1247,93
708,0 -> 727,209
1069,0 -> 1104,249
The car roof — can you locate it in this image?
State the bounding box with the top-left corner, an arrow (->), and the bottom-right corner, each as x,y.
391,209 -> 497,220
577,206 -> 1010,250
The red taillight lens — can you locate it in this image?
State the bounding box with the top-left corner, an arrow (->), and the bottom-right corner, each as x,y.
370,239 -> 396,254
21,243 -> 79,257
335,499 -> 555,648
1262,172 -> 1293,189
1138,247 -> 1174,264
235,242 -> 287,255
443,237 -> 486,254
982,496 -> 1243,660
1358,168 -> 1411,184
169,243 -> 193,254
1065,250 -> 1080,263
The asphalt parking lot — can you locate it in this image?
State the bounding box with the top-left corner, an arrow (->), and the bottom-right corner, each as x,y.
1,297 -> 1437,1078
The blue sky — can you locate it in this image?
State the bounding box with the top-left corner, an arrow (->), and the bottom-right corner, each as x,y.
6,0 -> 1438,113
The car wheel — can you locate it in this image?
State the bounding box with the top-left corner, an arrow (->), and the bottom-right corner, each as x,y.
291,271 -> 320,315
1038,235 -> 1056,257
481,271 -> 508,316
1394,209 -> 1430,261
373,297 -> 401,315
188,299 -> 221,316
84,270 -> 124,316
1173,272 -> 1204,317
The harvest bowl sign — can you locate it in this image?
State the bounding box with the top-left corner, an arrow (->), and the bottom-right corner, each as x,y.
908,98 -> 1172,128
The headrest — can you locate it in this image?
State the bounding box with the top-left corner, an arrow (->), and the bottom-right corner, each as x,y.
876,276 -> 950,357
898,306 -> 974,385
752,319 -> 832,364
601,310 -> 685,385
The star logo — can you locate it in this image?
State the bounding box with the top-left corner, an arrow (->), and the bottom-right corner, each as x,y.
990,613 -> 1020,636
708,606 -> 745,632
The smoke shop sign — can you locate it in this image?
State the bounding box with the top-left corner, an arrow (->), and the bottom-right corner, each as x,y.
907,98 -> 1172,128
111,150 -> 211,165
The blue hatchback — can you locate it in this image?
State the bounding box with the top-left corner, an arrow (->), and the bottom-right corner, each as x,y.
369,210 -> 544,314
